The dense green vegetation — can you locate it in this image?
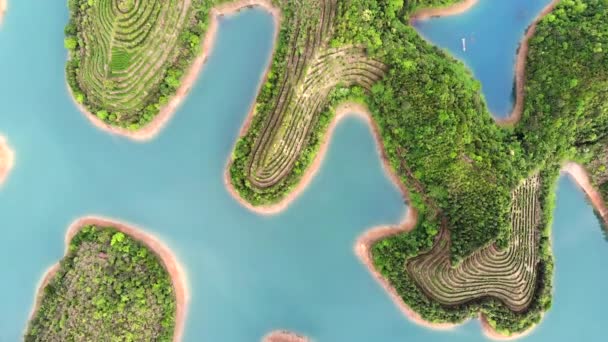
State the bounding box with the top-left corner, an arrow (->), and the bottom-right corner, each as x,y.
227,0 -> 608,336
25,225 -> 176,341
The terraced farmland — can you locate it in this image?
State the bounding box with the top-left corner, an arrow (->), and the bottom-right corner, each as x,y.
65,0 -> 195,129
407,175 -> 542,311
229,0 -> 386,202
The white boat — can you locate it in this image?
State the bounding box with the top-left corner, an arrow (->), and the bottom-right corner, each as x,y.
462,38 -> 466,52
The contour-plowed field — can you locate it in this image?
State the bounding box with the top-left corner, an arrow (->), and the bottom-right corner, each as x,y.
237,0 -> 386,192
407,174 -> 542,311
69,0 -> 191,125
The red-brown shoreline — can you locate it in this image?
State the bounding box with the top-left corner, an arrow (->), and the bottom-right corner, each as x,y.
27,216 -> 189,342
263,330 -> 310,342
73,0 -> 281,141
409,0 -> 478,22
0,135 -> 15,186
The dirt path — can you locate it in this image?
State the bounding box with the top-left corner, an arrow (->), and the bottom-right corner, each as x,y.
0,135 -> 14,186
75,0 -> 281,141
27,216 -> 189,342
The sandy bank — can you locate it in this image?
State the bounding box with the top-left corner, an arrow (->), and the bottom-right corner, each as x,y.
263,330 -> 310,342
409,0 -> 478,22
563,162 -> 608,226
0,135 -> 14,186
74,0 -> 281,141
27,216 -> 189,342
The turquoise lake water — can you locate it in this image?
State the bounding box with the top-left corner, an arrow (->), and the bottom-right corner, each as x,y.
1,1 -> 607,341
413,0 -> 553,118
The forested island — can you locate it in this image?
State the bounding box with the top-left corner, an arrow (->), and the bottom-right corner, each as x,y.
62,0 -> 608,339
25,218 -> 187,341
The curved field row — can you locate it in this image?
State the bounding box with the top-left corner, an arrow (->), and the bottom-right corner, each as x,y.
244,0 -> 386,190
407,174 -> 541,312
68,0 -> 191,127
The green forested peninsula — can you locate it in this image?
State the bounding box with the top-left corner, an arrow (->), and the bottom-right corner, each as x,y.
25,225 -> 176,341
225,0 -> 608,336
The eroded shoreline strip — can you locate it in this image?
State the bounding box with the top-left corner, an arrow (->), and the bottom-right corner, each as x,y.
0,135 -> 15,186
409,0 -> 478,22
563,162 -> 608,224
28,216 -> 189,342
263,330 -> 310,342
74,0 -> 281,141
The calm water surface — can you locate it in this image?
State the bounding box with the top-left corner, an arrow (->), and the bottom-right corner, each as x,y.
0,1 -> 606,341
414,0 -> 553,118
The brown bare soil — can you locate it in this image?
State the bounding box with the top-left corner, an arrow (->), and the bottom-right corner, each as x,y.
563,162 -> 608,226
